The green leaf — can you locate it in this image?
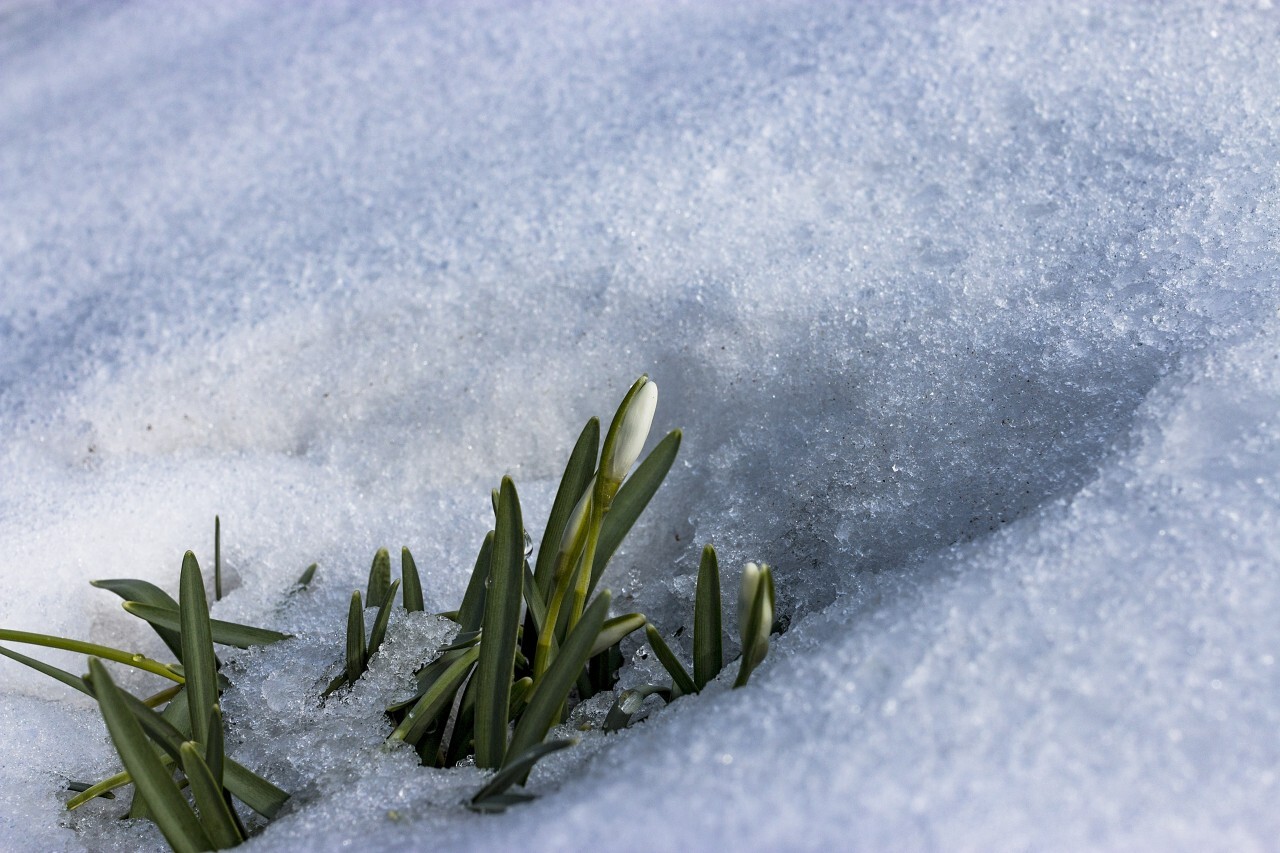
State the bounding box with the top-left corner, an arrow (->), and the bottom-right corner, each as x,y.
122,603 -> 291,648
693,544 -> 723,691
588,613 -> 646,658
508,676 -> 533,721
295,563 -> 318,588
214,516 -> 222,602
589,429 -> 682,596
205,705 -> 225,790
367,578 -> 401,664
223,761 -> 291,820
388,645 -> 480,745
604,683 -> 672,732
469,738 -> 576,812
367,548 -> 392,610
105,682 -> 288,820
91,578 -> 184,661
86,659 -> 213,853
180,742 -> 243,849
345,590 -> 366,686
475,477 -> 525,769
521,564 -> 547,636
508,592 -> 610,762
439,629 -> 482,652
0,643 -> 89,695
444,668 -> 480,767
0,629 -> 184,683
401,547 -> 425,612
67,776 -> 121,803
645,623 -> 697,697
66,780 -> 116,799
457,532 -> 494,633
533,417 -> 599,602
467,791 -> 537,813
180,552 -> 219,750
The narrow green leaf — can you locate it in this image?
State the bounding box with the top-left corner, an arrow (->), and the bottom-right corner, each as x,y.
346,591 -> 366,686
439,630 -> 482,652
86,659 -> 213,853
389,645 -> 480,745
467,791 -> 537,813
0,629 -> 184,683
367,578 -> 401,664
367,548 -> 392,610
122,603 -> 291,648
508,592 -> 610,762
224,761 -> 290,820
386,645 -> 472,716
588,613 -> 646,658
401,547 -> 425,612
91,578 -> 184,661
68,767 -> 145,810
533,417 -> 599,602
205,705 -> 225,790
295,563 -> 318,588
693,544 -> 723,691
161,685 -> 192,733
604,683 -> 672,732
522,563 -> 549,641
519,562 -> 552,673
66,768 -> 124,804
101,683 -> 288,819
414,715 -> 449,767
589,429 -> 682,595
180,742 -> 243,849
508,676 -> 533,721
0,643 -> 89,695
475,477 -> 525,769
65,778 -> 115,799
180,552 -> 219,750
645,623 -> 697,697
143,683 -> 184,708
469,738 -> 576,811
214,516 -> 222,602
444,669 -> 480,766
457,532 -> 494,633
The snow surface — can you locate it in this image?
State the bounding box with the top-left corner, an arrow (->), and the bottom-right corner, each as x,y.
2,0 -> 1279,849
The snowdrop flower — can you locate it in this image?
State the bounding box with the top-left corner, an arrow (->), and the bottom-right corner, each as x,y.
553,476 -> 595,580
736,561 -> 774,686
601,378 -> 657,491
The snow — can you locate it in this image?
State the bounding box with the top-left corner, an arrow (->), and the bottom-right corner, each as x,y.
2,0 -> 1279,849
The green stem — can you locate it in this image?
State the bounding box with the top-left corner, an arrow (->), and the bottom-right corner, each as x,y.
0,629 -> 184,684
567,503 -> 605,633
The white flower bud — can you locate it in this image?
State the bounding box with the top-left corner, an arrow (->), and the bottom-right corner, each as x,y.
601,379 -> 657,488
738,562 -> 773,673
738,561 -> 762,649
552,477 -> 594,581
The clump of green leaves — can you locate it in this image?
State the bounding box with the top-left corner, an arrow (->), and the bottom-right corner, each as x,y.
0,374 -> 785,848
322,548 -> 424,696
0,542 -> 290,850
335,376 -> 782,810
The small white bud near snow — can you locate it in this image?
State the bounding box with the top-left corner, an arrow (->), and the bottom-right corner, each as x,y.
739,561 -> 762,649
602,379 -> 657,488
737,561 -> 773,678
554,476 -> 595,579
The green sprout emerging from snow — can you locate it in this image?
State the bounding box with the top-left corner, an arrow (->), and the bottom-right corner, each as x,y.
0,375 -> 781,848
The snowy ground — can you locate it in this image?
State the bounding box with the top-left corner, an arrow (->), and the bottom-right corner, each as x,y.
2,1 -> 1279,850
